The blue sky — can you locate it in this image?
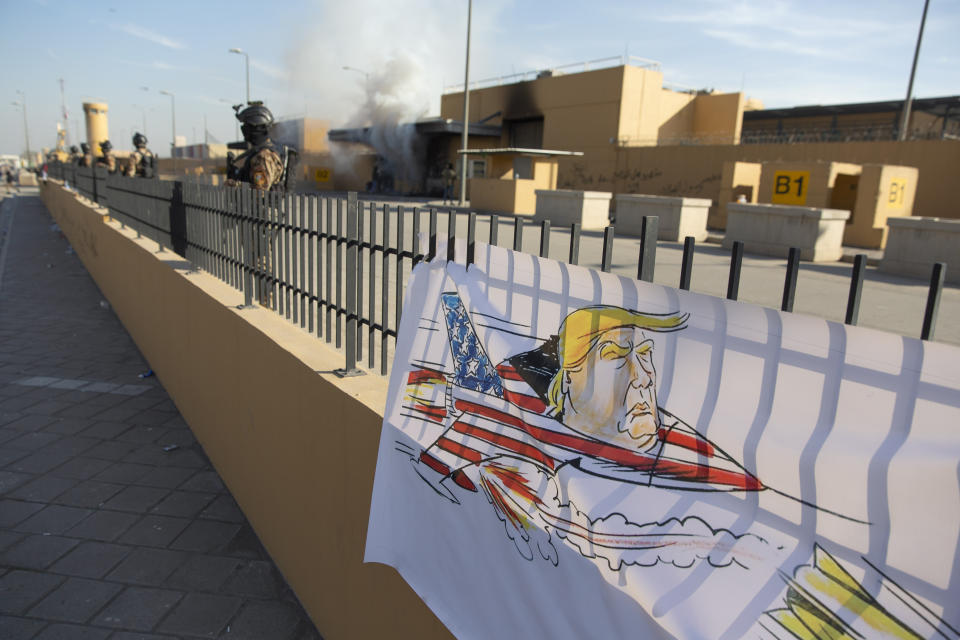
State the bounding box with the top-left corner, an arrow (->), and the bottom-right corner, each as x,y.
1,0 -> 958,157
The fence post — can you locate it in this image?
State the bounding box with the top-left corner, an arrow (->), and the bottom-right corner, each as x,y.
781,247 -> 800,312
845,254 -> 866,325
569,223 -> 580,265
637,215 -> 658,282
240,184 -> 254,307
726,240 -> 743,300
601,226 -> 615,272
335,191 -> 364,377
169,180 -> 187,256
921,262 -> 946,341
679,236 -> 694,290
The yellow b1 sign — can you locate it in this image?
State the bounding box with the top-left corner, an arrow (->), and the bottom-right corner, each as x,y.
888,178 -> 908,209
313,167 -> 332,183
771,170 -> 810,205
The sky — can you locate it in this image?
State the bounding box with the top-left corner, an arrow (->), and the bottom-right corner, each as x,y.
1,0 -> 958,157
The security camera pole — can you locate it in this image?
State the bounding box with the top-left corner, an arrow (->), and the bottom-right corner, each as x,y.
458,0 -> 472,207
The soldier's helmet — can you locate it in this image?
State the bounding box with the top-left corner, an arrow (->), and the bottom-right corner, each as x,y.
70,145 -> 79,154
235,102 -> 274,146
80,142 -> 90,153
100,140 -> 113,152
133,132 -> 148,148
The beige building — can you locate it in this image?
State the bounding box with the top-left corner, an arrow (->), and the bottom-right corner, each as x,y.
437,64 -> 958,222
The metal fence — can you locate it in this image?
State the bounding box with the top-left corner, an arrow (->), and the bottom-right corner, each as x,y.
46,162 -> 950,377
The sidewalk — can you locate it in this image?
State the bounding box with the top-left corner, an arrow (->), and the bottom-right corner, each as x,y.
0,192 -> 321,639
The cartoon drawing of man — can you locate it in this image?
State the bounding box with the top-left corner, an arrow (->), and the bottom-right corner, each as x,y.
544,307 -> 686,452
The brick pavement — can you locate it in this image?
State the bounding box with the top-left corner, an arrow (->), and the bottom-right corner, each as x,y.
0,192 -> 322,639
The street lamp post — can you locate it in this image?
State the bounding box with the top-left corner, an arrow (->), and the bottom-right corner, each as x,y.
132,104 -> 147,136
458,0 -> 472,206
342,66 -> 370,87
15,90 -> 31,167
220,98 -> 240,140
229,48 -> 250,105
159,90 -> 176,172
898,0 -> 931,142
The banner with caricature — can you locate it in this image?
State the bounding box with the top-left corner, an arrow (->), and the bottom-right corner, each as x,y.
365,242 -> 960,640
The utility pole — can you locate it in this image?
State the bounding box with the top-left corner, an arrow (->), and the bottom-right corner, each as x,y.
15,91 -> 31,167
160,90 -> 177,173
898,0 -> 931,141
59,78 -> 70,146
458,0 -> 472,206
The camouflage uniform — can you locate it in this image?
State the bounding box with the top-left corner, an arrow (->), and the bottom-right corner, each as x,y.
123,133 -> 155,178
96,141 -> 118,173
226,144 -> 284,191
124,149 -> 155,178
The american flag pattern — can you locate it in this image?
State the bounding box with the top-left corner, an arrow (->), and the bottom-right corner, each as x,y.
408,292 -> 762,495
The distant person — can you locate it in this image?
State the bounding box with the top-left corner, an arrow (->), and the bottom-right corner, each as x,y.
123,132 -> 155,178
96,140 -> 117,173
442,162 -> 457,204
224,102 -> 291,191
69,145 -> 82,165
5,167 -> 18,193
79,143 -> 93,168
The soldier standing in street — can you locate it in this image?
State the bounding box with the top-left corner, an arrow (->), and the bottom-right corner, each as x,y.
96,140 -> 118,174
225,102 -> 289,191
123,132 -> 155,178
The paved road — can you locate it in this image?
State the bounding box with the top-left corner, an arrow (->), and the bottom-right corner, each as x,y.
0,191 -> 322,639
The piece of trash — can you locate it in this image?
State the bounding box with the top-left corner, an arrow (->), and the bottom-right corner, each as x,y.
138,369 -> 154,379
162,444 -> 180,452
65,246 -> 74,255
49,223 -> 60,232
99,300 -> 110,310
46,263 -> 53,269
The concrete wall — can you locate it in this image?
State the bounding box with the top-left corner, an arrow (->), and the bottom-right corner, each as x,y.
38,182 -> 452,640
556,139 -> 960,224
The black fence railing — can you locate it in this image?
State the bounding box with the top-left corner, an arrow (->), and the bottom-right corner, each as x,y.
46,162 -> 950,376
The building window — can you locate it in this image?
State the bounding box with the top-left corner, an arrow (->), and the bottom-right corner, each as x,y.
469,159 -> 486,179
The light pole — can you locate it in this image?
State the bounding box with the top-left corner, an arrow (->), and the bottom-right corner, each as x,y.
220,98 -> 240,140
132,104 -> 147,136
898,0 -> 931,141
159,90 -> 176,172
342,66 -> 370,87
458,0 -> 472,206
15,90 -> 31,167
229,48 -> 250,105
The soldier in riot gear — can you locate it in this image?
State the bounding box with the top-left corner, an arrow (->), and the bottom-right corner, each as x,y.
69,145 -> 82,165
225,101 -> 295,191
79,143 -> 93,167
96,140 -> 118,173
123,132 -> 155,178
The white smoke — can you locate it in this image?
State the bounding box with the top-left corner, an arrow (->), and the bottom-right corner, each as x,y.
280,0 -> 515,190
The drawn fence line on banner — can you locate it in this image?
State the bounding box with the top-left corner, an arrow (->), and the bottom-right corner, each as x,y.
46,162 -> 950,378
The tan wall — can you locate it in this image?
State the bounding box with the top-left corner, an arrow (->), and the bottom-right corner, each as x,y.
846,164 -> 919,248
556,139 -> 960,224
38,182 -> 452,640
655,89 -> 696,143
694,92 -> 744,144
714,161 -> 761,228
618,66 -> 665,145
756,161 -> 861,209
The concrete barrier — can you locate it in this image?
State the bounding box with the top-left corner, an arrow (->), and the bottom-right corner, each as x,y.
38,181 -> 452,640
534,189 -> 611,230
723,202 -> 850,262
880,217 -> 960,284
614,194 -> 710,241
